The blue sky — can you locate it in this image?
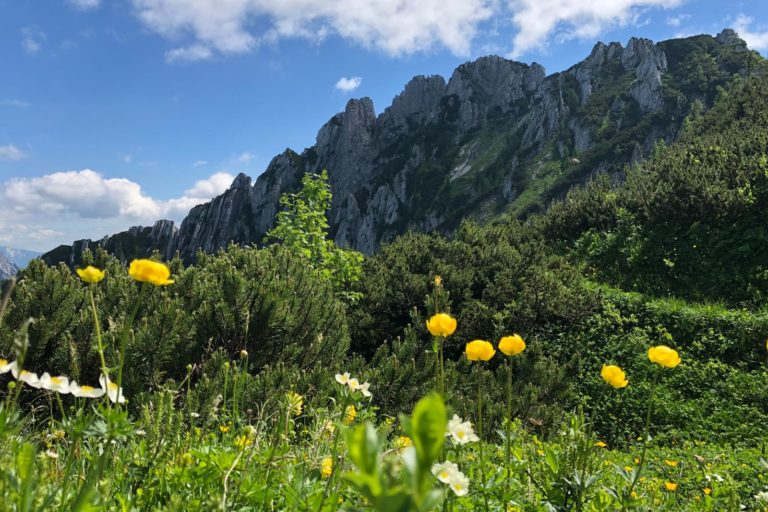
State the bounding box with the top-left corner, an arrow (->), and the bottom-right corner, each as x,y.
1,0 -> 767,252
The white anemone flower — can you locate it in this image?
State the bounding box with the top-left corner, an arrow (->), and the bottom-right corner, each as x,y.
335,372 -> 350,385
358,381 -> 372,398
431,461 -> 459,483
448,471 -> 470,497
15,369 -> 43,388
347,378 -> 360,390
99,374 -> 126,403
0,358 -> 16,374
70,381 -> 106,398
40,373 -> 71,394
447,414 -> 479,444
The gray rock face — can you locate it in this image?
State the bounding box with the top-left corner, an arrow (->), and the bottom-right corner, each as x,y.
43,31 -> 754,265
0,252 -> 18,281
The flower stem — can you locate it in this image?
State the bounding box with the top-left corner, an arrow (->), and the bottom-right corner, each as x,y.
626,369 -> 660,504
116,283 -> 148,394
505,357 -> 513,495
475,365 -> 489,512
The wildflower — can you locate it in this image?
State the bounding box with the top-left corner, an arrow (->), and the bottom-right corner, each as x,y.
394,436 -> 412,449
465,340 -> 495,361
234,435 -> 253,450
434,275 -> 442,286
335,372 -> 351,385
99,374 -> 126,403
45,449 -> 59,459
446,414 -> 479,444
343,405 -> 357,425
347,378 -> 360,390
70,382 -> 106,398
432,461 -> 459,483
665,482 -> 678,492
239,349 -> 248,359
624,466 -> 633,473
219,425 -> 231,433
0,359 -> 16,374
426,313 -> 457,337
321,419 -> 335,437
181,452 -> 193,465
704,488 -> 712,496
448,471 -> 470,497
600,364 -> 629,388
16,370 -> 43,388
756,491 -> 768,504
594,441 -> 607,448
358,381 -> 372,398
76,266 -> 105,284
321,457 -> 333,479
664,459 -> 678,467
286,391 -> 303,417
648,346 -> 681,368
128,259 -> 174,286
498,334 -> 526,356
40,373 -> 71,394
190,412 -> 201,418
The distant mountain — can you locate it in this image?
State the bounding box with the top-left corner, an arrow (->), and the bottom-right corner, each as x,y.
0,252 -> 18,281
42,29 -> 765,267
0,247 -> 41,269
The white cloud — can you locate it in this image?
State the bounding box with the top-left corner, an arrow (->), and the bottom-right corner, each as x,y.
507,0 -> 684,57
131,0 -> 495,60
236,151 -> 255,163
335,76 -> 362,92
0,145 -> 26,161
193,160 -> 208,167
68,0 -> 101,9
0,99 -> 30,108
0,169 -> 236,251
21,27 -> 45,55
665,13 -> 690,27
733,14 -> 768,51
165,44 -> 213,62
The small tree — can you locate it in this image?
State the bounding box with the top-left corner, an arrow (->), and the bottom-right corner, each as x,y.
265,170 -> 363,303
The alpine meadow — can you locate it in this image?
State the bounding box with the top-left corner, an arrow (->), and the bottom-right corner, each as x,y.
3,4 -> 768,510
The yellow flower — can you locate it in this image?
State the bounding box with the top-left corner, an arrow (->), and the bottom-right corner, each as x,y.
394,436 -> 412,449
664,459 -> 678,467
76,266 -> 105,284
665,482 -> 678,492
465,340 -> 495,361
219,424 -> 230,433
498,334 -> 526,356
321,457 -> 333,478
434,275 -> 442,286
600,364 -> 629,389
286,391 -> 303,417
128,259 -> 174,286
234,434 -> 253,450
344,404 -> 357,425
594,441 -> 607,448
704,487 -> 712,496
648,345 -> 681,368
426,313 -> 457,337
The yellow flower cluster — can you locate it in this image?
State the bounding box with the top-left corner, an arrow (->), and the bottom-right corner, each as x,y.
600,345 -> 681,390
76,259 -> 175,286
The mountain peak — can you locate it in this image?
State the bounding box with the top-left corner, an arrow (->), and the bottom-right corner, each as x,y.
229,172 -> 252,190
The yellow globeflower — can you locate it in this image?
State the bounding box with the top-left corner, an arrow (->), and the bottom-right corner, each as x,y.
76,266 -> 105,284
465,340 -> 495,361
498,334 -> 526,356
321,457 -> 333,479
128,259 -> 174,286
600,365 -> 629,389
648,346 -> 681,368
434,275 -> 442,286
665,482 -> 678,492
426,313 -> 457,337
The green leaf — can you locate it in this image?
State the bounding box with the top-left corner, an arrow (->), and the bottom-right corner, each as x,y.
346,422 -> 381,476
410,393 -> 447,473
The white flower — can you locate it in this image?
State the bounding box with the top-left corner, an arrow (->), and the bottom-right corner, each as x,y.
756,491 -> 768,504
70,381 -> 106,398
431,461 -> 459,483
448,471 -> 470,497
358,382 -> 372,398
0,359 -> 16,374
99,374 -> 126,404
447,414 -> 479,444
190,412 -> 201,418
40,373 -> 71,394
335,372 -> 350,385
347,378 -> 361,390
16,369 -> 43,388
45,449 -> 59,459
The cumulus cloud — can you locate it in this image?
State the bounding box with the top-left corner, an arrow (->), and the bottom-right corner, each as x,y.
68,0 -> 101,9
131,0 -> 495,59
0,169 -> 235,251
734,14 -> 768,51
665,14 -> 690,27
21,27 -> 45,55
507,0 -> 683,57
335,76 -> 362,92
0,145 -> 26,161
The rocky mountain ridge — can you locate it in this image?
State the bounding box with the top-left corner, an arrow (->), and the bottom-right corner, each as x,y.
42,30 -> 760,267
